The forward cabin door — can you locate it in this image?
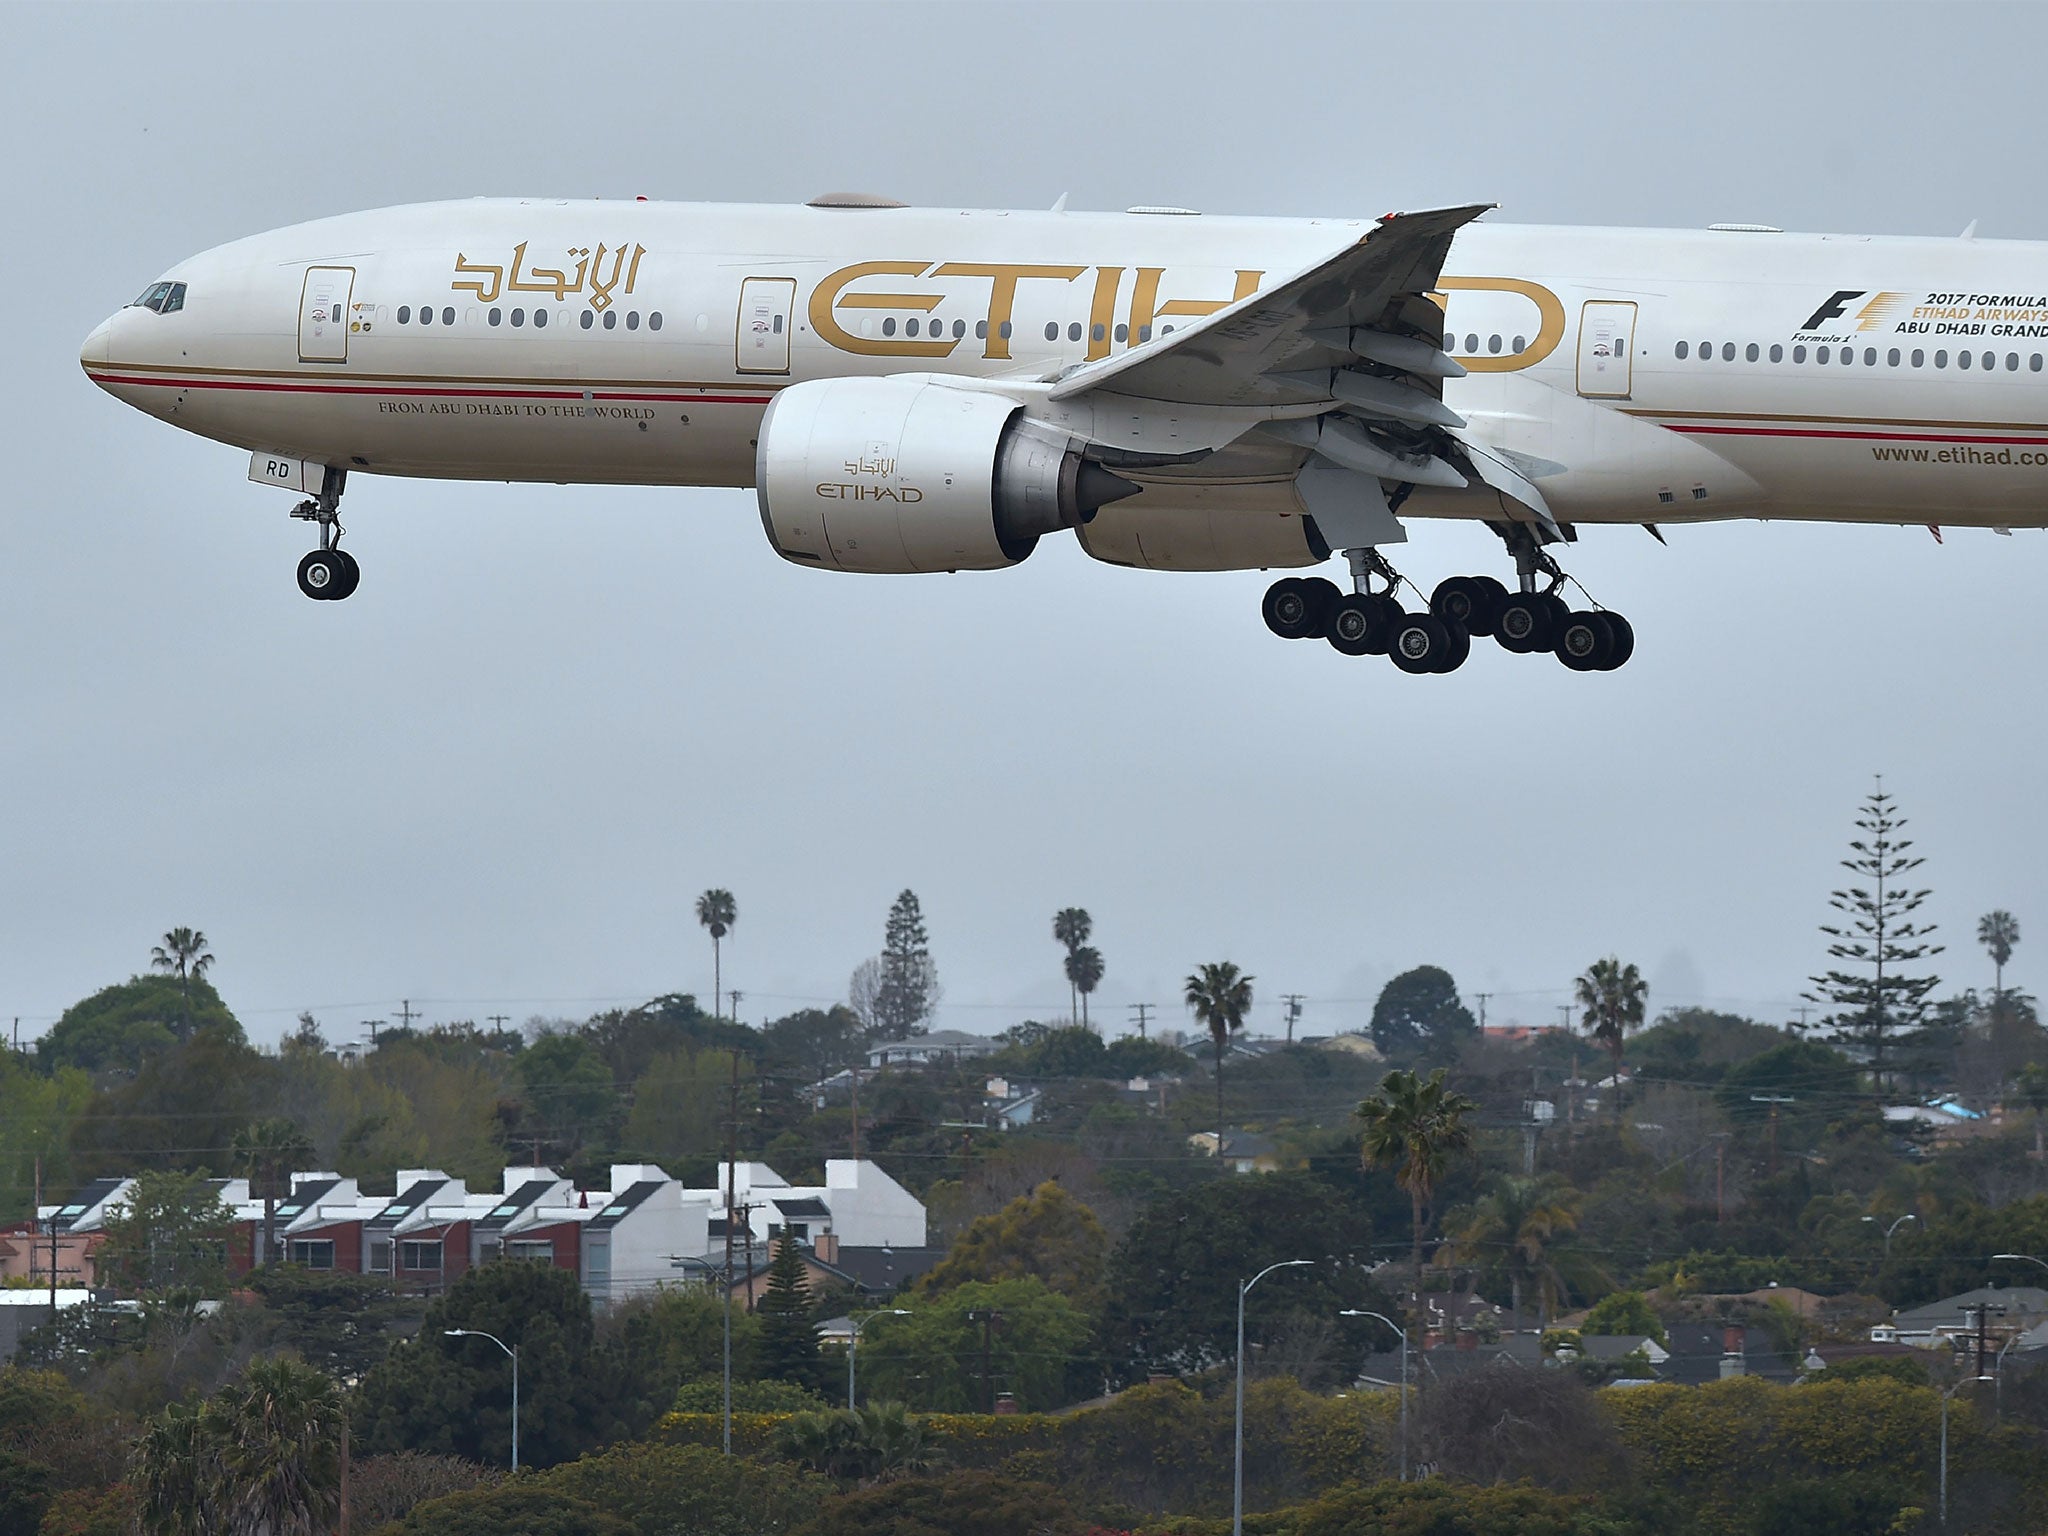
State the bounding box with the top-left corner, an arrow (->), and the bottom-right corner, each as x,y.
735,277 -> 796,374
299,266 -> 355,364
1576,300 -> 1637,398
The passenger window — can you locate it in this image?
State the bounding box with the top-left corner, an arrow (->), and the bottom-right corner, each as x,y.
1959,350 -> 1972,370
1044,322 -> 1058,341
1745,343 -> 1759,362
1465,333 -> 1478,352
1512,335 -> 1526,353
1091,323 -> 1106,342
906,318 -> 920,337
1721,343 -> 1735,361
1817,346 -> 1830,363
1864,348 -> 1876,365
1139,325 -> 1152,341
2008,353 -> 2020,370
398,306 -> 411,324
580,311 -> 594,330
488,308 -> 502,326
1793,345 -> 1807,363
1068,322 -> 1083,342
1698,339 -> 1711,359
975,320 -> 988,339
1935,350 -> 1948,367
534,308 -> 548,329
1913,349 -> 1925,367
649,312 -> 663,331
1676,341 -> 1689,359
1488,334 -> 1502,354
604,310 -> 618,330
999,321 -> 1013,339
442,307 -> 454,325
2034,355 -> 2044,372
1983,351 -> 1995,370
882,318 -> 896,337
953,318 -> 965,339
1888,348 -> 1900,366
1114,323 -> 1128,342
1769,344 -> 1783,362
511,309 -> 525,327
627,311 -> 640,331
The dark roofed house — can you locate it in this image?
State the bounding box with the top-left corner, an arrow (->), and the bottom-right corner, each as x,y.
364,1174 -> 452,1280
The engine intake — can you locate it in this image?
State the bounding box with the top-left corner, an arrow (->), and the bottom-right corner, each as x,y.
756,376 -> 1137,573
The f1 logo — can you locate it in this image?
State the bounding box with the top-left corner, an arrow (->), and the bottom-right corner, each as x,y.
1800,290 -> 1866,331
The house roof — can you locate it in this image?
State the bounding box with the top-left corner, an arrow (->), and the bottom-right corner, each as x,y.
587,1181 -> 666,1230
825,1245 -> 945,1293
266,1179 -> 340,1229
1659,1325 -> 1799,1385
477,1177 -> 561,1230
1893,1286 -> 2048,1330
368,1177 -> 451,1230
773,1197 -> 831,1219
45,1178 -> 127,1231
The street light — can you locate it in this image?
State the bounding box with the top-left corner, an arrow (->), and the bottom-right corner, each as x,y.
1862,1212 -> 1917,1257
444,1329 -> 519,1470
671,1254 -> 734,1456
848,1309 -> 911,1409
1940,1374 -> 1995,1528
1234,1260 -> 1313,1536
1341,1309 -> 1408,1483
1992,1252 -> 2048,1275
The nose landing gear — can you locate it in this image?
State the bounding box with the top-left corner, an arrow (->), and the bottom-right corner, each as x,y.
288,468 -> 359,601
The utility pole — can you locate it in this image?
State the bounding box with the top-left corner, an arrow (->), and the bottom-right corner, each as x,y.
1714,1135 -> 1729,1224
395,999 -> 420,1031
1791,1005 -> 1813,1035
1751,1094 -> 1795,1174
1963,1301 -> 2005,1381
967,1308 -> 1003,1413
1475,993 -> 1491,1032
487,1013 -> 510,1034
728,990 -> 744,1025
1280,995 -> 1305,1045
1128,1002 -> 1154,1039
849,1063 -> 862,1159
725,1050 -> 740,1333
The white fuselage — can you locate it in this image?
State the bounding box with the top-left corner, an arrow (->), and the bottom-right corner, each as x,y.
82,198 -> 2048,540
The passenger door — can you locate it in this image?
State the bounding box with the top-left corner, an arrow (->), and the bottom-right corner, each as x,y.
735,277 -> 797,374
1576,300 -> 1637,398
299,266 -> 355,364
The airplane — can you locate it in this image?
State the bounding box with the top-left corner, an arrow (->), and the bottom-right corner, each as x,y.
81,195 -> 2048,673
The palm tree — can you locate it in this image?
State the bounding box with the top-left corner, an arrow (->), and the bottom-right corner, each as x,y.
137,1400 -> 220,1536
1439,1173 -> 1596,1334
1053,908 -> 1092,1022
232,1118 -> 317,1266
213,1356 -> 345,1536
151,926 -> 215,1039
1065,945 -> 1104,1029
1185,961 -> 1254,1158
1574,957 -> 1647,1121
1357,1067 -> 1478,1285
696,889 -> 737,1019
1980,910 -> 2021,1016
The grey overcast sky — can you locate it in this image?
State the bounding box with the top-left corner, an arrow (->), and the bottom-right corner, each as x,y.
4,0 -> 2043,1051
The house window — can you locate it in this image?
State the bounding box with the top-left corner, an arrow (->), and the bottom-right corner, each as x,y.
585,1237 -> 611,1287
368,1239 -> 392,1274
289,1239 -> 335,1270
401,1240 -> 443,1272
507,1240 -> 554,1263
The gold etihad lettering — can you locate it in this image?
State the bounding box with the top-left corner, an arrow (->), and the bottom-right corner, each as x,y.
1431,277 -> 1568,372
452,242 -> 647,310
813,261 -> 1268,361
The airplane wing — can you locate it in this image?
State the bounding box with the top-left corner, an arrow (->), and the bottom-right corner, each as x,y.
1044,204 -> 1560,545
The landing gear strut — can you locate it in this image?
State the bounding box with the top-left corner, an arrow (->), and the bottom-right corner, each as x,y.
289,467 -> 359,601
1488,521 -> 1633,670
1263,548 -> 1467,672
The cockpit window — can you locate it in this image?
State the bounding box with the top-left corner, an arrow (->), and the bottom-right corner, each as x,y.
129,281 -> 188,315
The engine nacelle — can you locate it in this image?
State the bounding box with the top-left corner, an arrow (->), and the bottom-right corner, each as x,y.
756,376 -> 1136,573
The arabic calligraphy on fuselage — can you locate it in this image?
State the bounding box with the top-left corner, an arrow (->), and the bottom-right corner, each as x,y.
451,243 -> 646,310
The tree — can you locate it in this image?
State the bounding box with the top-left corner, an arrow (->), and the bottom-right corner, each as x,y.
1805,780 -> 1944,1089
1440,1174 -> 1595,1334
918,1181 -> 1108,1306
1053,908 -> 1092,1024
1581,1289 -> 1667,1344
2014,1061 -> 2048,1160
761,1007 -> 864,1085
1356,1068 -> 1477,1285
545,1441 -> 828,1534
0,1056 -> 90,1222
1064,946 -> 1105,1030
243,1265 -> 423,1382
696,890 -> 738,1021
755,1233 -> 823,1391
515,1031 -> 617,1164
96,1170 -> 234,1297
1980,909 -> 2020,1012
623,1047 -> 749,1166
788,1470 -> 1086,1536
354,1261 -> 658,1468
375,1483 -> 632,1536
850,1278 -> 1093,1413
230,1119 -> 314,1268
1184,961 -> 1254,1154
37,975 -> 241,1077
1369,966 -> 1477,1062
136,1355 -> 343,1536
1094,1171 -> 1388,1382
868,890 -> 940,1040
149,928 -> 216,1039
1574,957 -> 1647,1118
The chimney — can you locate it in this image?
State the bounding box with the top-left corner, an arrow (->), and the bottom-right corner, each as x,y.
994,1392 -> 1018,1415
1720,1325 -> 1746,1378
1456,1328 -> 1478,1351
814,1232 -> 838,1264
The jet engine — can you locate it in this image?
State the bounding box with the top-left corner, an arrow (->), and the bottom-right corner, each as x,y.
755,376 -> 1138,573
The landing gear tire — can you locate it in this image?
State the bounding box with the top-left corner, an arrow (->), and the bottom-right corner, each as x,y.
1262,576 -> 1340,639
1434,624 -> 1471,673
1599,612 -> 1635,669
1327,593 -> 1403,656
1557,611 -> 1617,671
1389,612 -> 1457,674
1431,575 -> 1509,638
1494,594 -> 1555,654
297,549 -> 354,601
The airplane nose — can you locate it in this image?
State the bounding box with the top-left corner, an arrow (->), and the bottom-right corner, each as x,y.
80,315 -> 113,372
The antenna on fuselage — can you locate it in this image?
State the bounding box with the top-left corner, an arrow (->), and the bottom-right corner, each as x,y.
1050,191 -> 1069,214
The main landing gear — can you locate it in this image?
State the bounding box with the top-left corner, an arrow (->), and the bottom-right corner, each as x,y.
1259,532 -> 1634,673
289,468 -> 359,601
